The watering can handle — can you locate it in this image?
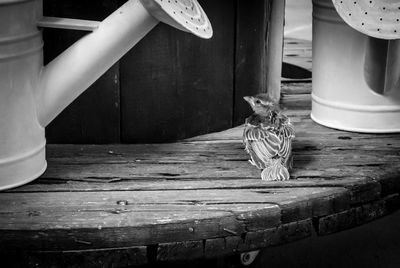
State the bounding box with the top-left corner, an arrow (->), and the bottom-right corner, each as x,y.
364,38 -> 400,95
384,40 -> 400,94
37,17 -> 100,31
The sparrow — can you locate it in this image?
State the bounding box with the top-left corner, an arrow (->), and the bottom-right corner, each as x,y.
243,94 -> 295,181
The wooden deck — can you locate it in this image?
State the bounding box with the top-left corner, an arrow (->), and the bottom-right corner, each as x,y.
282,38 -> 312,81
1,83 -> 399,267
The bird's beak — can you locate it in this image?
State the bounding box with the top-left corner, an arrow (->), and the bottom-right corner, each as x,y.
243,96 -> 253,105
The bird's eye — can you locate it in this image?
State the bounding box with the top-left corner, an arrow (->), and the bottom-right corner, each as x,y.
255,100 -> 261,104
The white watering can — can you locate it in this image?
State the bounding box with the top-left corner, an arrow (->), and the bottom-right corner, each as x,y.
311,0 -> 400,133
0,0 -> 212,190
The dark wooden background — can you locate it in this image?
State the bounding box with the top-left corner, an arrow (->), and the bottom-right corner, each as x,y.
43,0 -> 273,143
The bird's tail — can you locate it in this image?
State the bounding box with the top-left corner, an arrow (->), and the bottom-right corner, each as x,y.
261,159 -> 290,181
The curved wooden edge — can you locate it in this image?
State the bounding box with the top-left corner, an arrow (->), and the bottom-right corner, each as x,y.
1,81 -> 399,265
2,193 -> 399,267
1,185 -> 398,266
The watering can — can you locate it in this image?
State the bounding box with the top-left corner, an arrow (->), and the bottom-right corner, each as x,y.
311,0 -> 400,133
0,0 -> 212,190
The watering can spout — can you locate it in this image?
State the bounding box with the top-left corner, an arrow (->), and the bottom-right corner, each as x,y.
37,0 -> 212,127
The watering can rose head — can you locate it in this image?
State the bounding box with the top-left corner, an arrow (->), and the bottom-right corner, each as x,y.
140,0 -> 212,39
332,0 -> 400,39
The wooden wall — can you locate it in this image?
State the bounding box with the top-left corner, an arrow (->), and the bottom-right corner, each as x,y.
43,0 -> 275,143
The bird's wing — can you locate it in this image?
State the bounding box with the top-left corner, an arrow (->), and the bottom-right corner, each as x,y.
243,125 -> 281,169
278,122 -> 295,167
280,118 -> 295,138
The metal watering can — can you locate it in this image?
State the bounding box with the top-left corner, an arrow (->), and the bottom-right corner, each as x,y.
0,0 -> 212,190
311,0 -> 400,133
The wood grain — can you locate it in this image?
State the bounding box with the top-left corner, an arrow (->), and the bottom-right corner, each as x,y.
25,246 -> 147,268
120,0 -> 234,142
1,82 -> 399,265
317,194 -> 400,235
233,0 -> 274,126
205,219 -> 312,259
282,38 -> 312,82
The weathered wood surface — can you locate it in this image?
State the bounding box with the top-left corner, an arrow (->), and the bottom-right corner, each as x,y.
1,82 -> 400,266
265,0 -> 285,101
233,0 -> 274,126
120,0 -> 235,143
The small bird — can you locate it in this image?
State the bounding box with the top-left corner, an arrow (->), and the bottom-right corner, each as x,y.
243,94 -> 295,181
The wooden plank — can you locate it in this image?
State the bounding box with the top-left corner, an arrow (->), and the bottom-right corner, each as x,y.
281,93 -> 311,109
317,194 -> 400,235
204,238 -> 226,258
0,191 -> 283,220
8,176 -> 375,193
0,189 -> 283,250
281,82 -> 312,95
0,187 -> 357,250
223,219 -> 312,254
234,0 -> 273,126
347,180 -> 382,205
43,0 -> 120,19
2,221 -> 311,265
23,246 -> 147,267
2,188 -> 338,229
379,171 -> 400,197
37,17 -> 100,31
33,148 -> 400,185
157,241 -> 203,262
8,171 -> 384,212
120,0 -> 234,142
242,219 -> 313,249
43,0 -> 121,143
0,187 -> 358,250
279,188 -> 351,223
283,38 -> 312,72
281,82 -> 312,108
0,214 -> 248,251
266,0 -> 285,101
282,38 -> 312,82
160,219 -> 312,261
186,114 -> 400,145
